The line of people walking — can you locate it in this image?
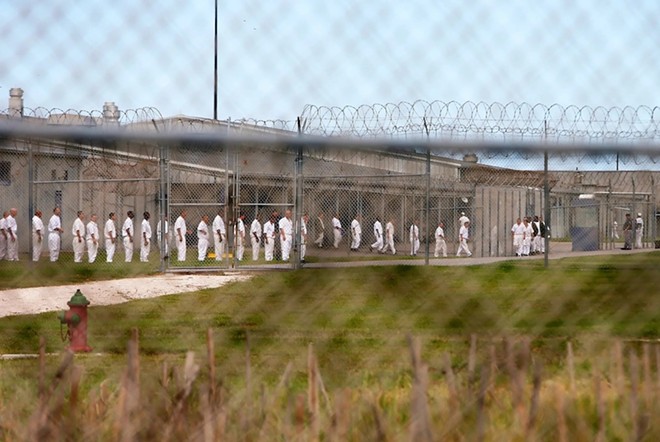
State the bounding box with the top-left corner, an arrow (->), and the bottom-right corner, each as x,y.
510,215 -> 546,257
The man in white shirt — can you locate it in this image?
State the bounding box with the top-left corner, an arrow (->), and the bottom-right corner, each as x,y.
350,215 -> 362,251
511,218 -> 525,257
371,217 -> 383,252
250,213 -> 262,261
456,221 -> 472,257
86,214 -> 99,263
458,212 -> 470,231
140,212 -> 152,262
212,209 -> 226,262
332,214 -> 342,248
235,214 -> 246,261
300,213 -> 309,263
263,214 -> 276,261
157,217 -> 169,258
434,221 -> 447,258
71,210 -> 86,263
122,211 -> 135,263
5,208 -> 18,261
279,209 -> 294,261
635,212 -> 644,249
522,217 -> 533,256
104,212 -> 117,262
174,210 -> 190,262
48,207 -> 64,262
197,214 -> 210,261
32,210 -> 44,262
381,218 -> 396,255
409,220 -> 420,256
0,212 -> 8,260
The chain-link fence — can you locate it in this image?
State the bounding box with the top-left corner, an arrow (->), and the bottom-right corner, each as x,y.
1,101 -> 658,270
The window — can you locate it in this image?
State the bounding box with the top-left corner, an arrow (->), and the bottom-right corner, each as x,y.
0,161 -> 10,186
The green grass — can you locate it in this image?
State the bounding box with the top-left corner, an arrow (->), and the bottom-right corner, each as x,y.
1,252 -> 659,383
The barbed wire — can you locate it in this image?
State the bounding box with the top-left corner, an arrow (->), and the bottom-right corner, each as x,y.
0,106 -> 163,126
299,101 -> 660,143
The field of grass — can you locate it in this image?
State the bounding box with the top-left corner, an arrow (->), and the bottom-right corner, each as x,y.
0,252 -> 659,439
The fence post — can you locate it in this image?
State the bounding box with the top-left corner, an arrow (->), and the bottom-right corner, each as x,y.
423,117 -> 430,265
294,117 -> 304,269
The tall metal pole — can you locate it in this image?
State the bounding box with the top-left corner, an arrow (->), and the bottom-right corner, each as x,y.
213,0 -> 218,120
423,117 -> 430,265
543,120 -> 550,268
294,117 -> 304,269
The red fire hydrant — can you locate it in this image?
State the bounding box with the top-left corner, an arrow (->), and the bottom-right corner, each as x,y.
58,289 -> 92,352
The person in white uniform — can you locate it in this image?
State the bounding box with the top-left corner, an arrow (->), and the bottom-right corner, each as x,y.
71,210 -> 86,263
371,217 -> 383,252
522,217 -> 533,256
332,214 -> 342,248
300,213 -> 309,263
279,209 -> 293,261
0,212 -> 8,260
456,221 -> 472,257
250,213 -> 262,261
104,212 -> 117,262
635,212 -> 644,249
156,215 -> 171,259
381,219 -> 396,255
140,212 -> 152,262
235,214 -> 246,261
458,212 -> 470,231
5,208 -> 18,261
212,209 -> 226,261
197,214 -> 210,261
511,218 -> 525,257
434,221 -> 447,258
32,210 -> 44,262
409,220 -> 420,256
48,207 -> 64,262
122,211 -> 135,263
263,214 -> 276,261
86,214 -> 99,263
174,210 -> 190,262
350,215 -> 362,251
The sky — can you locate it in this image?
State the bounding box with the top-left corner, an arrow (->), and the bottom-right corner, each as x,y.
1,0 -> 660,125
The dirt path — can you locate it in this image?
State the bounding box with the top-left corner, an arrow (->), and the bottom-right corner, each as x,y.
0,273 -> 251,318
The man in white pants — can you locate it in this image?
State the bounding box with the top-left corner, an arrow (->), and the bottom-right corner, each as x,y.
350,215 -> 362,251
197,214 -> 210,261
235,214 -> 246,261
279,209 -> 293,261
456,221 -> 472,257
371,217 -> 383,252
212,209 -> 226,261
5,208 -> 18,261
635,212 -> 644,249
263,214 -> 276,261
0,212 -> 8,260
300,213 -> 309,263
71,210 -> 86,263
332,214 -> 342,248
157,217 -> 169,258
48,207 -> 64,262
174,210 -> 190,262
250,213 -> 262,261
511,218 -> 524,257
104,212 -> 117,262
140,212 -> 152,262
32,210 -> 44,262
409,220 -> 420,256
522,217 -> 533,256
122,211 -> 135,263
434,221 -> 447,258
381,218 -> 396,255
86,214 -> 99,263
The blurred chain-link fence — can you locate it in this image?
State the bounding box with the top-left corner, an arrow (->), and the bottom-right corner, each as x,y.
1,98 -> 658,270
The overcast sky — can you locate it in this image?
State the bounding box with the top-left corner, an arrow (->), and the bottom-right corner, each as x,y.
2,0 -> 659,122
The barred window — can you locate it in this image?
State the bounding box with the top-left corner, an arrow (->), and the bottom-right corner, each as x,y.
0,161 -> 10,186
